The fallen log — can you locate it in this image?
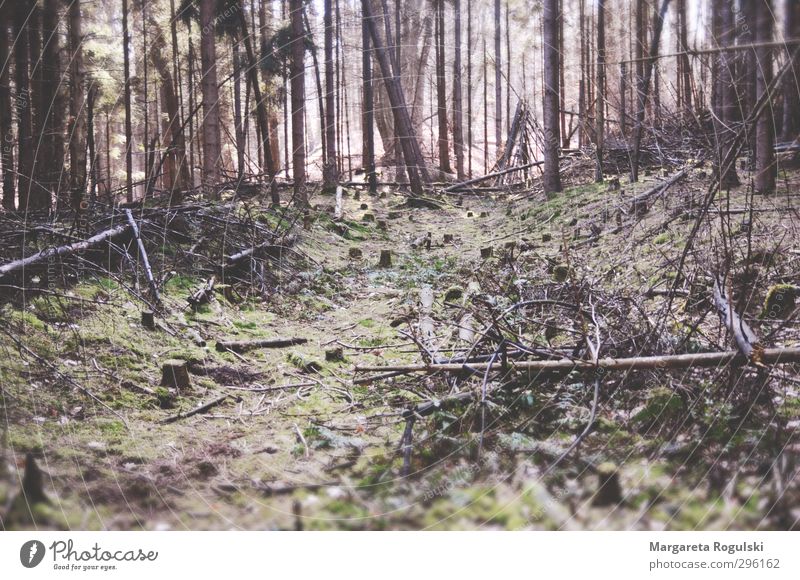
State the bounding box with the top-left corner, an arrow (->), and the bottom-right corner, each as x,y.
628,160 -> 702,214
334,185 -> 344,220
443,161 -> 544,192
713,277 -> 762,361
125,209 -> 160,303
215,337 -> 308,353
225,234 -> 297,267
0,223 -> 131,279
355,347 -> 800,375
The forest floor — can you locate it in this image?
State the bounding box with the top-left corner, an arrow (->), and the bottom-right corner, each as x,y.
2,163 -> 800,530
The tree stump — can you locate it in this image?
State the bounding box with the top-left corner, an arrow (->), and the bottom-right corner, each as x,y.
378,250 -> 392,268
480,247 -> 493,259
360,203 -> 369,210
443,234 -> 454,244
592,462 -> 623,506
141,310 -> 155,330
348,247 -> 363,260
362,213 -> 375,222
377,220 -> 387,231
160,359 -> 191,391
325,347 -> 345,362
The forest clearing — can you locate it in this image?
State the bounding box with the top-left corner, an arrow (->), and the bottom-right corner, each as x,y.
0,0 -> 799,533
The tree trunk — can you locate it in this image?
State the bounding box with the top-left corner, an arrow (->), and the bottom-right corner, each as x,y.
542,0 -> 562,195
289,0 -> 308,206
595,0 -> 605,182
435,0 -> 450,173
40,0 -> 64,205
68,0 -> 87,210
14,0 -> 34,211
630,0 -> 671,183
740,0 -> 757,162
452,0 -> 465,180
363,0 -> 430,197
123,0 -> 133,203
0,7 -> 15,210
148,13 -> 190,202
466,0 -> 473,176
676,0 -> 692,118
754,0 -> 776,194
782,0 -> 800,141
715,0 -> 740,188
200,0 -> 222,199
323,0 -> 339,190
494,0 -> 502,158
362,3 -> 378,193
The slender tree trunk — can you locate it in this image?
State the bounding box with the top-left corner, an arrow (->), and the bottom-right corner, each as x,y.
715,0 -> 740,188
68,0 -> 87,210
494,0 -> 502,158
558,0 -> 567,148
755,0 -> 776,194
595,0 -> 606,182
363,0 -> 430,196
123,0 -> 133,202
289,0 -> 308,206
200,0 -> 222,199
452,0 -> 465,180
677,0 -> 692,118
435,0 -> 450,173
619,61 -> 628,137
323,0 -> 339,190
630,0 -> 671,183
578,0 -> 586,146
542,0 -> 562,195
0,9 -> 15,210
362,7 -> 377,194
87,85 -> 97,202
14,0 -> 34,211
483,38 -> 488,173
233,42 -> 245,181
782,0 -> 800,141
40,0 -> 63,204
466,0 -> 473,176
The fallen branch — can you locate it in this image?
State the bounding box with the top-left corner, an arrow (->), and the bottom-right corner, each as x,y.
443,161 -> 544,192
124,209 -> 160,303
0,223 -> 131,279
357,347 -> 800,375
161,394 -> 231,424
215,337 -> 308,353
713,277 -> 763,362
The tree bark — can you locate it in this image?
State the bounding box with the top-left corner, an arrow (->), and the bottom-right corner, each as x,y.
362,6 -> 378,193
435,0 -> 450,173
123,0 -> 133,203
595,0 -> 606,182
452,0 -> 465,180
0,7 -> 15,210
630,0 -> 671,183
494,0 -> 502,158
14,0 -> 34,211
755,0 -> 776,194
323,0 -> 339,190
40,0 -> 64,205
68,0 -> 87,209
289,0 -> 308,206
781,0 -> 800,141
542,0 -> 562,195
363,0 -> 430,197
714,0 -> 740,188
200,0 -> 222,199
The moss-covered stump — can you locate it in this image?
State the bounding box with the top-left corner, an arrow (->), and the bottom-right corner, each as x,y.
761,284 -> 797,319
592,462 -> 623,507
160,359 -> 191,391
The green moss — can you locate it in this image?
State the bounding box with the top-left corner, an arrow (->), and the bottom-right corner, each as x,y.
653,232 -> 672,245
632,387 -> 684,431
761,284 -> 797,318
552,264 -> 570,282
286,351 -> 323,373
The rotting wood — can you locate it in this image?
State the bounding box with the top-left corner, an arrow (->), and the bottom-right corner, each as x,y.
443,160 -> 544,192
334,185 -> 344,220
215,337 -> 308,353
